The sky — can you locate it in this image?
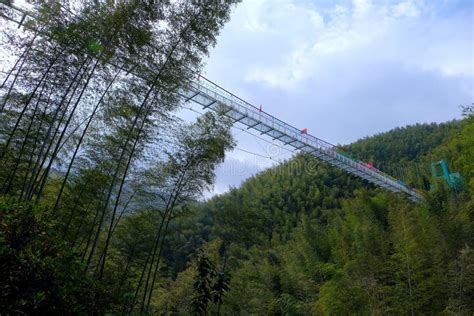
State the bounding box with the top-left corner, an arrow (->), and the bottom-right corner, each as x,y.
188,0 -> 474,197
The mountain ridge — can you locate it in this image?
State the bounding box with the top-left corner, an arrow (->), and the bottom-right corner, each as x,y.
155,116 -> 473,314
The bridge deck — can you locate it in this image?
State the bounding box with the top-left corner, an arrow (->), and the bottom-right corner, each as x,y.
183,78 -> 424,203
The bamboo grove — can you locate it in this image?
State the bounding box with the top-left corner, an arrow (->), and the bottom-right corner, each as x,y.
0,1 -> 238,313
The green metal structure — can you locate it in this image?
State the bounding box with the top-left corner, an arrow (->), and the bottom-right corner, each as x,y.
431,160 -> 463,191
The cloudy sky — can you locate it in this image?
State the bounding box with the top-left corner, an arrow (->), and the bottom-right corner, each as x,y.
187,0 -> 473,197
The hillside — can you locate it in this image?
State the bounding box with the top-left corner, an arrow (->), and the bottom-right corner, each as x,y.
155,115 -> 474,315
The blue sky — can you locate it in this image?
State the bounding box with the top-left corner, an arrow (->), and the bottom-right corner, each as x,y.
193,0 -> 473,196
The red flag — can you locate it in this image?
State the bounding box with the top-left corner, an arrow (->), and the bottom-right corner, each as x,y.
301,128 -> 308,134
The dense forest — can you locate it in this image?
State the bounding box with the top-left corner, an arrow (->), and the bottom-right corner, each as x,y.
154,112 -> 473,315
0,0 -> 473,315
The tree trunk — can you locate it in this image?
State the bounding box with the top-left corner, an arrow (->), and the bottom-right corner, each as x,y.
145,170 -> 188,312
19,84 -> 54,200
1,79 -> 47,194
23,59 -> 88,200
0,47 -> 62,158
35,57 -> 101,200
141,165 -> 188,314
0,31 -> 40,114
53,68 -> 121,214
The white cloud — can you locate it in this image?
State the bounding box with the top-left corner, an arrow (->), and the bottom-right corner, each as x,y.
219,0 -> 473,89
392,1 -> 420,18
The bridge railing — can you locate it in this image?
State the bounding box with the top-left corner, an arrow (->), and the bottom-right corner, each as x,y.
191,75 -> 421,200
193,76 -> 335,150
193,79 -> 383,171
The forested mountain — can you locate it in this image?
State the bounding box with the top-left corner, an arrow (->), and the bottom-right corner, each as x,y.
0,0 -> 473,314
153,113 -> 474,315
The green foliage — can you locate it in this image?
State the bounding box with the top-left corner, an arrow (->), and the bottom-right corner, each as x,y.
387,200 -> 447,314
445,244 -> 474,314
162,117 -> 473,315
0,0 -> 238,313
0,198 -> 109,313
348,121 -> 461,165
191,253 -> 230,315
315,272 -> 369,315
